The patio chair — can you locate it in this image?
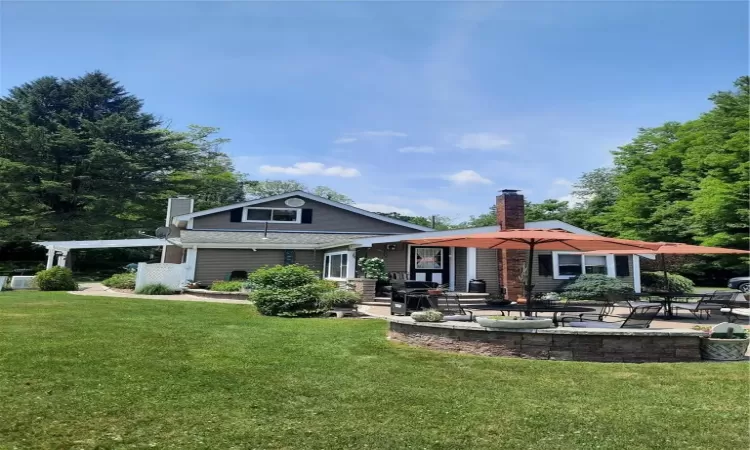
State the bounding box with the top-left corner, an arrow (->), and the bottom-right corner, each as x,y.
562,304 -> 662,329
426,291 -> 473,321
672,291 -> 742,322
557,295 -> 617,325
609,292 -> 663,312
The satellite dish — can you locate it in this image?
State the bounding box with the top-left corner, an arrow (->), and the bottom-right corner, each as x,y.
155,226 -> 172,239
285,197 -> 305,207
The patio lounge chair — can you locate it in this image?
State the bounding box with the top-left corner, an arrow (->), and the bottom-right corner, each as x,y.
671,291 -> 742,322
610,292 -> 663,312
562,304 -> 662,329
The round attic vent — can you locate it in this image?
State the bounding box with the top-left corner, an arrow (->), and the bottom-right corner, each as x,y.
285,197 -> 305,207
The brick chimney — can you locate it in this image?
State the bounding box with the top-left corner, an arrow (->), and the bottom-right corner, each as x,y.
496,189 -> 526,300
161,197 -> 194,263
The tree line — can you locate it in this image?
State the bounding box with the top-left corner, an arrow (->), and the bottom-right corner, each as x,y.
1,72 -> 746,281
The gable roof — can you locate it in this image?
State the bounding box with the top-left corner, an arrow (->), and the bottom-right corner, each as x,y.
171,191 -> 434,232
351,220 -> 599,247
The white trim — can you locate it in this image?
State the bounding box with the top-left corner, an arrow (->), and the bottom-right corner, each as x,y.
187,218 -> 194,230
449,247 -> 455,291
185,248 -> 198,282
46,245 -> 55,269
632,255 -> 642,293
171,191 -> 433,231
160,245 -> 167,263
165,200 -> 173,226
242,207 -> 302,224
605,254 -> 616,278
323,250 -> 356,280
466,248 -> 477,291
552,252 -> 614,280
187,243 -> 323,250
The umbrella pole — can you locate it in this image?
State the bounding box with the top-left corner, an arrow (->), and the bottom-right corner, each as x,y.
661,254 -> 669,292
525,242 -> 535,315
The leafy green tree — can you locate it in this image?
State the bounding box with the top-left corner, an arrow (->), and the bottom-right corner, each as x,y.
311,186 -> 353,204
244,180 -> 307,199
0,72 -> 194,241
378,212 -> 454,230
525,199 -> 571,222
244,179 -> 354,205
167,125 -> 246,211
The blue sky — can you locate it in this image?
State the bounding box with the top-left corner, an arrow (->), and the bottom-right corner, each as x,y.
2,1 -> 747,221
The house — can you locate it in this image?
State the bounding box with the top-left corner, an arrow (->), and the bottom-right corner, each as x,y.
162,189 -> 643,298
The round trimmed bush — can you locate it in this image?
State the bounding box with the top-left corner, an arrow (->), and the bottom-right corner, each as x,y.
102,272 -> 136,290
561,274 -> 634,300
249,265 -> 328,317
320,290 -> 361,310
33,267 -> 78,291
134,283 -> 174,295
641,272 -> 694,293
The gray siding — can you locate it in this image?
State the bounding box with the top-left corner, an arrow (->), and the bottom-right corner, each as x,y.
194,249 -> 324,284
192,198 -> 419,233
476,249 -> 500,294
454,247 -> 467,291
369,242 -> 408,274
531,251 -> 635,293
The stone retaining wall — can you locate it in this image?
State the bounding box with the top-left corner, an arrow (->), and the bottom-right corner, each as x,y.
183,288 -> 249,301
388,320 -> 702,363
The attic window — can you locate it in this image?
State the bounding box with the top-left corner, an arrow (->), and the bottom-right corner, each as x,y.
243,207 -> 301,223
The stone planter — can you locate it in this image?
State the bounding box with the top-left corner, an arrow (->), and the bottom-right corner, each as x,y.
699,337 -> 750,361
476,316 -> 553,329
350,278 -> 376,303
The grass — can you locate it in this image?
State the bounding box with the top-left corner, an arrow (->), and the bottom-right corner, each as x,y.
0,292 -> 748,450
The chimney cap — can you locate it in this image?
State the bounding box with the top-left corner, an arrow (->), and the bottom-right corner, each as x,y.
500,189 -> 521,195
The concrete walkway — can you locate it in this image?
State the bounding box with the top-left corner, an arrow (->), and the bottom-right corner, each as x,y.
70,283 -> 250,305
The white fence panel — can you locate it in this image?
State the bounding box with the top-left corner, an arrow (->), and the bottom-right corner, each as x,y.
135,263 -> 188,291
10,276 -> 35,290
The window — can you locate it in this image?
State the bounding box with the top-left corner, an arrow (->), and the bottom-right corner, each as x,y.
243,207 -> 300,223
415,247 -> 443,269
324,251 -> 355,280
552,252 -> 615,279
584,255 -> 607,275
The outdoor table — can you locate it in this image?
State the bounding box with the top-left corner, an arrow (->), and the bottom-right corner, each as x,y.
638,292 -> 707,318
481,305 -> 596,326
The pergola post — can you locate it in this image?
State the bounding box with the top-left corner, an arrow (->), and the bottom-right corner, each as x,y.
57,250 -> 68,268
45,245 -> 55,269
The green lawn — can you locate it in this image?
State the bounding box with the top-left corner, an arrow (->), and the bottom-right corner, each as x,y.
0,292 -> 747,450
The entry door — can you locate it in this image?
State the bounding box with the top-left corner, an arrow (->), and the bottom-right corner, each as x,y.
410,247 -> 450,285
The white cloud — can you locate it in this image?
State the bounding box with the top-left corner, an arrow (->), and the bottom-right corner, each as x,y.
354,203 -> 415,215
446,169 -> 492,185
456,133 -> 511,151
260,162 -> 361,178
398,145 -> 435,153
333,137 -> 358,144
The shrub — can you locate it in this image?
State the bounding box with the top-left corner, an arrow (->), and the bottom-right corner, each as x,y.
357,257 -> 388,281
102,272 -> 136,290
33,267 -> 78,291
248,264 -> 319,289
320,290 -> 361,309
210,280 -> 245,292
561,274 -> 634,300
642,272 -> 694,293
135,283 -> 174,295
411,309 -> 444,322
249,265 -> 328,317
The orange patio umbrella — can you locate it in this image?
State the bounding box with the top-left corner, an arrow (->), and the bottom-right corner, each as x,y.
407,229 -> 661,312
587,243 -> 750,292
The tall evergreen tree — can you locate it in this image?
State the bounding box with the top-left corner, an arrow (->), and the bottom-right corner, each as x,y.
0,72 -> 241,241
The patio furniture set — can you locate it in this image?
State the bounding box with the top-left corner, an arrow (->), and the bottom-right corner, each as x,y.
390,285 -> 749,329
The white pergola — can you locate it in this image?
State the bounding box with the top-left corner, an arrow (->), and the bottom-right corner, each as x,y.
34,239 -> 175,269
